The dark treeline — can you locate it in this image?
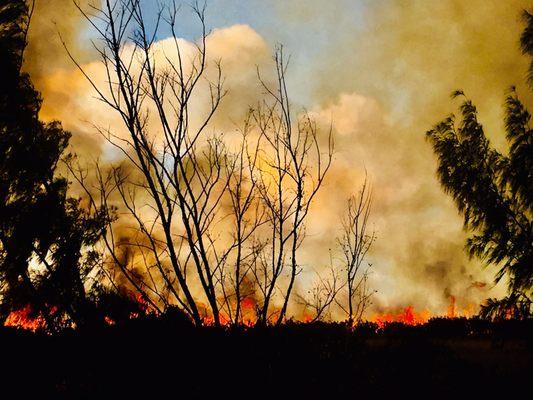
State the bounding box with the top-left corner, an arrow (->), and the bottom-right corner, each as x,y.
1,317 -> 531,398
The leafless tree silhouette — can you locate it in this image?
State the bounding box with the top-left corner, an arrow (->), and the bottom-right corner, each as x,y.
251,47 -> 334,325
297,258 -> 342,322
64,0 -> 238,326
336,175 -> 376,325
214,115 -> 265,325
65,1 -> 335,327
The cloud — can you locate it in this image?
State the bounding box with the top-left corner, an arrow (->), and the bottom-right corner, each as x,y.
23,0 -> 104,158
32,20 -> 273,157
303,91 -> 506,314
294,0 -> 532,314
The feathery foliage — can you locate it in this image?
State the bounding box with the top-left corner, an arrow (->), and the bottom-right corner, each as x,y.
426,10 -> 532,319
521,10 -> 533,86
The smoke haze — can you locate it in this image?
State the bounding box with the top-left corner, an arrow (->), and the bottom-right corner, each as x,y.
23,0 -> 532,316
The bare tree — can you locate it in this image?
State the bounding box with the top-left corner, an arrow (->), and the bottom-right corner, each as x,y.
251,47 -> 334,326
213,115 -> 265,325
64,0 -> 240,326
297,258 -> 342,323
66,2 -> 335,327
337,175 -> 376,325
64,0 -> 302,328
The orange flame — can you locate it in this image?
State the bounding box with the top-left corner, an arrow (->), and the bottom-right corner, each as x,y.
5,294 -> 482,331
369,296 -> 479,329
4,305 -> 49,332
447,295 -> 456,318
302,313 -> 314,323
370,306 -> 431,329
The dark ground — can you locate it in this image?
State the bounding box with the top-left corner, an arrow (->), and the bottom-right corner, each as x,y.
1,316 -> 531,399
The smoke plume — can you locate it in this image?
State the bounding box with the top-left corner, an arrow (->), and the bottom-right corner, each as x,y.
22,0 -> 532,317
297,0 -> 533,314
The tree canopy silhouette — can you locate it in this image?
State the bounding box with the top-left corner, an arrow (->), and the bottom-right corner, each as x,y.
426,10 -> 532,319
0,0 -> 108,329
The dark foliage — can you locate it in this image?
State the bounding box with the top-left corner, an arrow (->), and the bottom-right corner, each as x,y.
479,292 -> 532,321
0,0 -> 108,329
426,11 -> 532,318
522,10 -> 533,86
0,316 -> 530,398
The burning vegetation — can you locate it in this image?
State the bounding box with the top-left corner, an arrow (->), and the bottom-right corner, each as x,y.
0,294 -> 509,333
4,305 -> 48,332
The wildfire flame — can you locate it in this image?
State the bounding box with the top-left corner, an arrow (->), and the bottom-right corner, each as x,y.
369,296 -> 479,329
370,306 -> 431,329
104,293 -> 156,326
4,305 -> 49,332
203,297 -> 259,326
4,295 -> 481,331
447,295 -> 456,318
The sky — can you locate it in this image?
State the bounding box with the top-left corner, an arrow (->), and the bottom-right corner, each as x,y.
24,0 -> 532,317
136,0 -> 369,105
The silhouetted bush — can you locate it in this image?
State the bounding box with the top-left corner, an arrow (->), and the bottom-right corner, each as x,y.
1,317 -> 530,398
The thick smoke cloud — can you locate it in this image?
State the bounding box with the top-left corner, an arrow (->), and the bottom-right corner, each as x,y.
24,0 -> 103,157
23,0 -> 531,317
302,0 -> 533,313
